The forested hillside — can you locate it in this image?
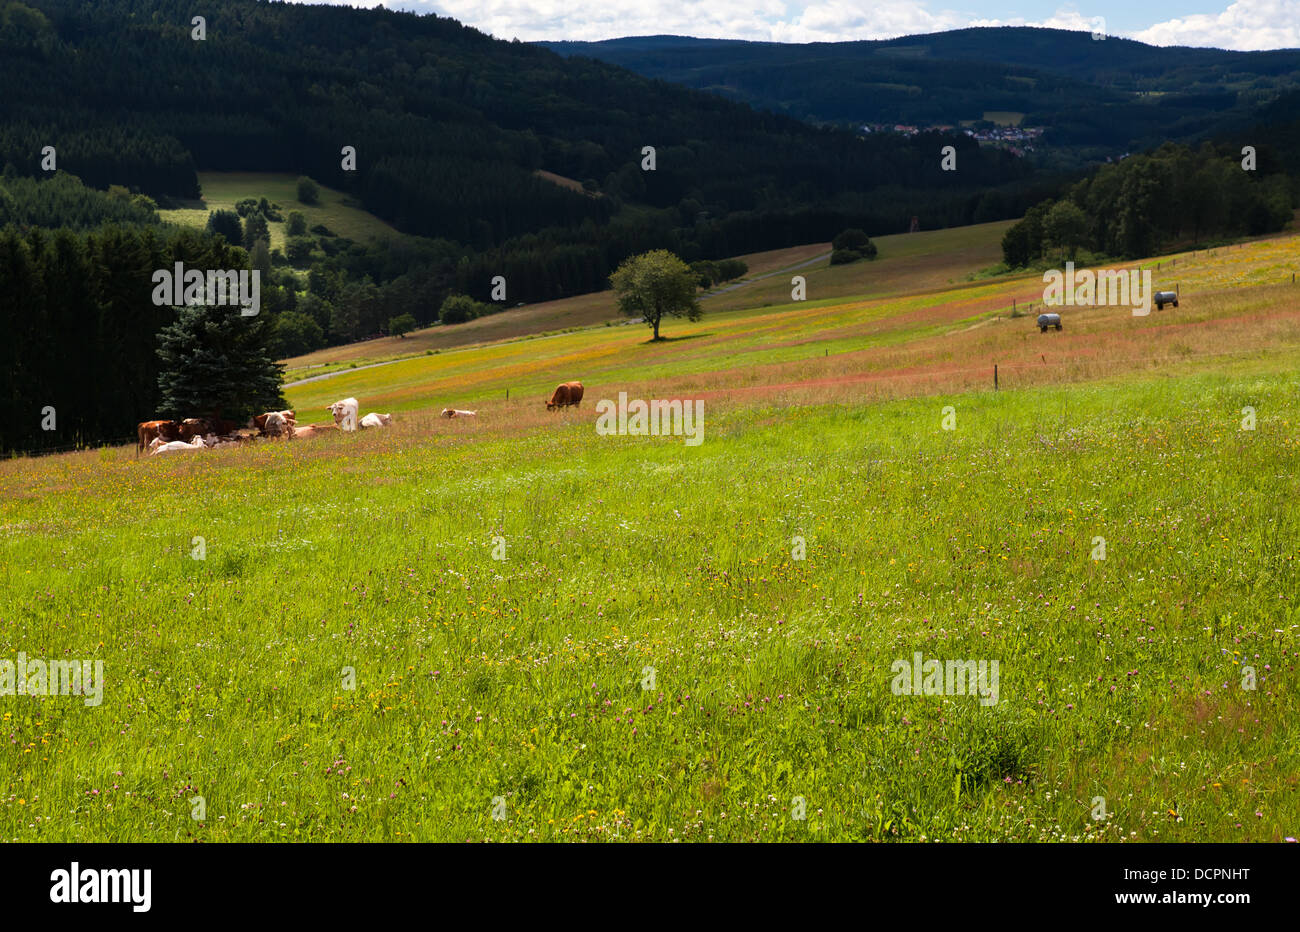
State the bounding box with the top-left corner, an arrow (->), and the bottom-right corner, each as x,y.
4,2 -> 1298,455
0,0 -> 1038,265
1001,142 -> 1295,267
545,29 -> 1300,162
0,223 -> 269,453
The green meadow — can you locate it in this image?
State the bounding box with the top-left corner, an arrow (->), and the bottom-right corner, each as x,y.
158,171 -> 406,252
2,364 -> 1297,841
2,223 -> 1298,842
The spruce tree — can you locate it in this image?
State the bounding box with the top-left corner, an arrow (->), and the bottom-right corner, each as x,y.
156,300 -> 286,421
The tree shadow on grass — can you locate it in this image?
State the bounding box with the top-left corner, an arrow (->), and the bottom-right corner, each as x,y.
643,332 -> 713,344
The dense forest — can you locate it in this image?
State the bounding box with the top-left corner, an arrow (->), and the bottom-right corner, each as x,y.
1001,138 -> 1297,267
0,0 -> 1038,250
3,2 -> 1299,454
0,223 -> 282,453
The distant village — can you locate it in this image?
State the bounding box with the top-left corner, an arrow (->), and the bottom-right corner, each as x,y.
859,121 -> 1045,156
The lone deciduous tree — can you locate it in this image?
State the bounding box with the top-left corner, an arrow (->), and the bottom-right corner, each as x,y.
610,249 -> 701,341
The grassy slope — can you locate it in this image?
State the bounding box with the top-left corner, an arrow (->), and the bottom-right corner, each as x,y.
281,222 -> 1009,377
282,239 -> 840,373
283,231 -> 1300,418
158,172 -> 405,252
3,227 -> 1298,842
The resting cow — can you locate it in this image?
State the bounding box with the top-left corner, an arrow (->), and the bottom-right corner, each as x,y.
546,381 -> 584,411
250,410 -> 296,435
137,420 -> 179,456
440,409 -> 476,419
252,410 -> 297,438
360,412 -> 393,428
150,435 -> 207,455
327,397 -> 360,432
264,411 -> 295,438
293,422 -> 339,439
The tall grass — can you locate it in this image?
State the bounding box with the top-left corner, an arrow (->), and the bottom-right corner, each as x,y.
2,367 -> 1296,841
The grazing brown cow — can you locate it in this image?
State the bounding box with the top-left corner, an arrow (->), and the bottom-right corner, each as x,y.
546,381 -> 584,411
136,420 -> 179,456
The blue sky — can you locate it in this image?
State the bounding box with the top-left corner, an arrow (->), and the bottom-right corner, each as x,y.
306,1 -> 1300,50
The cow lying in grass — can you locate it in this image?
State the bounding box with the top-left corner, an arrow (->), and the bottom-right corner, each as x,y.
149,435 -> 207,455
179,417 -> 237,441
253,410 -> 296,439
361,412 -> 393,428
440,409 -> 476,419
251,410 -> 297,437
293,422 -> 340,439
204,434 -> 243,449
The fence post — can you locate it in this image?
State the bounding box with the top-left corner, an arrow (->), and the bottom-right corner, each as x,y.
994,365 -> 999,391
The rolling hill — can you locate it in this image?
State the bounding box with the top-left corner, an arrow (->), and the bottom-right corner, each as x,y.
5,221 -> 1299,842
158,172 -> 407,253
0,0 -> 1037,266
543,28 -> 1300,161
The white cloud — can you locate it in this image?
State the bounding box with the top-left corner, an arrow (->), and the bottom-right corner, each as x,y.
1132,0 -> 1300,49
315,1 -> 1300,50
420,0 -> 789,42
767,2 -> 960,42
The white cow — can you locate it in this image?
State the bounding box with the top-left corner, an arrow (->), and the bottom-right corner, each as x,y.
360,412 -> 393,429
327,397 -> 360,432
440,408 -> 477,419
150,435 -> 207,455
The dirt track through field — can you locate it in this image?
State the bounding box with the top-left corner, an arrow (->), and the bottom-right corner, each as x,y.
703,251 -> 832,296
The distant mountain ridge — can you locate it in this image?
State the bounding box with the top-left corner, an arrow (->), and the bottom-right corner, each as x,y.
0,1 -> 1038,256
542,28 -> 1300,162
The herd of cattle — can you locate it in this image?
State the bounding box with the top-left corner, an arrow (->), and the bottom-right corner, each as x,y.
135,380 -> 584,457
135,396 -> 392,456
